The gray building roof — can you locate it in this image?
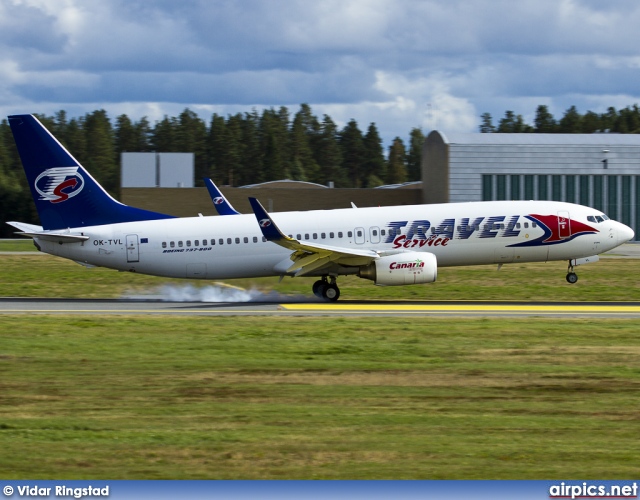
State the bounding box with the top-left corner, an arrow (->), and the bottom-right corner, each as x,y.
439,132 -> 640,146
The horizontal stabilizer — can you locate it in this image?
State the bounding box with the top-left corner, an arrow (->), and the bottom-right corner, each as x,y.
15,231 -> 89,243
8,221 -> 89,243
6,221 -> 43,233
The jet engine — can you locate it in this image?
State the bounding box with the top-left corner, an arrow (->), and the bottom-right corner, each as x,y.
359,252 -> 437,286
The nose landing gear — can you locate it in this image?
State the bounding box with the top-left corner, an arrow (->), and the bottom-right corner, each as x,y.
566,261 -> 578,284
312,275 -> 341,301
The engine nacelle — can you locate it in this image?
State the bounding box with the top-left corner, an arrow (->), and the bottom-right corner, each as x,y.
359,252 -> 437,286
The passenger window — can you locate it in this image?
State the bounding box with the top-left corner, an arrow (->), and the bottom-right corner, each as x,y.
194,240 -> 199,246
162,242 -> 167,248
203,239 -> 207,245
330,232 -> 334,238
244,237 -> 248,243
321,233 -> 326,239
178,241 -> 183,247
524,223 -> 528,229
186,240 -> 191,247
372,230 -> 377,236
357,230 -> 362,237
219,238 -> 224,245
170,241 -> 175,248
381,229 -> 386,236
234,238 -> 239,244
348,231 -> 353,237
338,232 -> 343,238
532,222 -> 537,228
297,234 -> 301,240
262,237 -> 266,242
305,234 -> 310,240
253,236 -> 258,243
313,233 -> 318,239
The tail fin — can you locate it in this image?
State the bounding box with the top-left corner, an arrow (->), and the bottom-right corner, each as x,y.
204,178 -> 241,215
8,114 -> 174,230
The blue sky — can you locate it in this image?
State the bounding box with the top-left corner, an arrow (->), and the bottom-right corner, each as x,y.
2,0 -> 640,147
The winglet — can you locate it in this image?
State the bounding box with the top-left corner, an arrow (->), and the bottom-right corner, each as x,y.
248,197 -> 292,242
204,178 -> 241,215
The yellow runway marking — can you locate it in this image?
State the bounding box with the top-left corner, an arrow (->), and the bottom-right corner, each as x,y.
282,304 -> 640,313
3,303 -> 640,316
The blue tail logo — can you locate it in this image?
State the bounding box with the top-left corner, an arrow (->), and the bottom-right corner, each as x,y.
35,167 -> 85,203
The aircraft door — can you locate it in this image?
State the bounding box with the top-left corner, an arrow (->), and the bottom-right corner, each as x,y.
369,226 -> 381,244
126,234 -> 139,263
558,211 -> 571,239
354,227 -> 365,244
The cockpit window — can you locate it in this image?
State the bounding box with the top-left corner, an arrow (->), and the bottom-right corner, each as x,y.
588,215 -> 608,223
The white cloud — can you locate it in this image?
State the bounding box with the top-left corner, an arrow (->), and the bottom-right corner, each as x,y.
2,0 -> 640,143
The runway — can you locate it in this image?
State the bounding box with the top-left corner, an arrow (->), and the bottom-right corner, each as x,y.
2,298 -> 640,317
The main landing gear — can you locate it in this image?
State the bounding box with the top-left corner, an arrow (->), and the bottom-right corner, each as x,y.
312,275 -> 341,302
566,261 -> 578,284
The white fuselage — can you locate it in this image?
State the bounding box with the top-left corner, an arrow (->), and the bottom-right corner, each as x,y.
35,200 -> 631,280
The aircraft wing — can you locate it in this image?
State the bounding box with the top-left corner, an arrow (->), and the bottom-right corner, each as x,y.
7,221 -> 90,243
204,178 -> 241,215
248,197 -> 379,276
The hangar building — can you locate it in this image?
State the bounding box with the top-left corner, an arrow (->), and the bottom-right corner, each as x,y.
422,131 -> 640,240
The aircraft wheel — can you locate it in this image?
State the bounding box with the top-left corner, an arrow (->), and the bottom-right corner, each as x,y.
322,284 -> 340,302
566,272 -> 578,284
312,279 -> 327,298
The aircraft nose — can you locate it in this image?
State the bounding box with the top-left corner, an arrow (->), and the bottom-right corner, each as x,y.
618,223 -> 635,244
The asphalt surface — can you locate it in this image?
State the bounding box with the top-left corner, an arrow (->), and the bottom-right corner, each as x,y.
2,297 -> 640,318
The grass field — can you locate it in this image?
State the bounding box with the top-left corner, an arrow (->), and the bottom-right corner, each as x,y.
1,251 -> 640,302
0,239 -> 39,252
1,315 -> 639,479
1,250 -> 639,479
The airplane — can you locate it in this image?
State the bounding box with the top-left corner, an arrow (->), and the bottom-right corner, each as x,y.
6,114 -> 635,301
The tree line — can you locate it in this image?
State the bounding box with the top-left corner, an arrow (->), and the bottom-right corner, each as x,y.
480,104 -> 640,134
0,104 -> 425,237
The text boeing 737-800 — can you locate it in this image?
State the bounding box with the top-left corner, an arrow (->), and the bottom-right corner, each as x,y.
6,114 -> 635,301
